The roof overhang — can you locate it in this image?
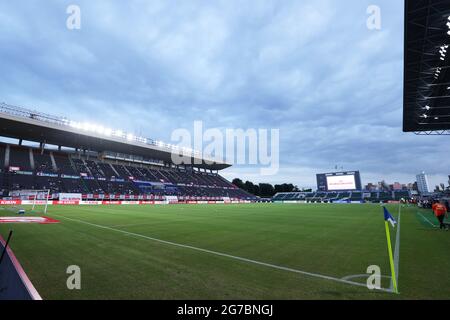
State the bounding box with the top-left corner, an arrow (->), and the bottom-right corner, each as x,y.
404,0 -> 450,132
0,110 -> 231,171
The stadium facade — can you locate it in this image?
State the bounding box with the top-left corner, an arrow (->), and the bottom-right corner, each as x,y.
0,103 -> 256,203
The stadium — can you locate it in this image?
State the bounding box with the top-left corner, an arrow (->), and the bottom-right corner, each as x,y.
0,0 -> 449,305
0,101 -> 447,300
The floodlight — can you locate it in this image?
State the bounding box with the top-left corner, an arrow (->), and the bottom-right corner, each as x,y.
82,122 -> 90,131
96,126 -> 105,135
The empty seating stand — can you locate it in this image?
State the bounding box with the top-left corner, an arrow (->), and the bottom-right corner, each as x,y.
54,153 -> 77,176
0,144 -> 255,199
0,145 -> 5,169
394,191 -> 410,200
33,150 -> 54,174
9,146 -> 32,171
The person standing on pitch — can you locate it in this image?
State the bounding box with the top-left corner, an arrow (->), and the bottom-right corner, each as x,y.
432,200 -> 448,230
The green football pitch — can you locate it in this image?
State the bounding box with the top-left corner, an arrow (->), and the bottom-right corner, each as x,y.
0,203 -> 449,300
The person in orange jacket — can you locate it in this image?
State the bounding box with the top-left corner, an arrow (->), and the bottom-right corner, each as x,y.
432,200 -> 449,230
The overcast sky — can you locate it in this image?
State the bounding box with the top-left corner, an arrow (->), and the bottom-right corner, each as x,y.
0,0 -> 448,189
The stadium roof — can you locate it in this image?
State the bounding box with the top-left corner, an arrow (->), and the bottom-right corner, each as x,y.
404,0 -> 450,134
0,103 -> 231,170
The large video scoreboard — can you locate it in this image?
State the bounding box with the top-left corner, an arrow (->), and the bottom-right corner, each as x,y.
316,171 -> 362,192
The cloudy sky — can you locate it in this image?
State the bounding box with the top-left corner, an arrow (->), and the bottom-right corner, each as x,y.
0,0 -> 448,189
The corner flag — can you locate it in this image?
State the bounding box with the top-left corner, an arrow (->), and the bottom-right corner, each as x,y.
383,206 -> 398,294
383,207 -> 397,227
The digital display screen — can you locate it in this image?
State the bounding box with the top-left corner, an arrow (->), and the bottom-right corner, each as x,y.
326,175 -> 356,191
316,171 -> 361,191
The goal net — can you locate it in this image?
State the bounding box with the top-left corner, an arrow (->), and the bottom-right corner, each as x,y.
8,189 -> 51,214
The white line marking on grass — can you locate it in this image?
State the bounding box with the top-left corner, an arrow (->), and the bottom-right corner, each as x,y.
342,274 -> 391,281
417,212 -> 437,227
53,214 -> 393,293
109,222 -> 158,228
390,204 -> 401,291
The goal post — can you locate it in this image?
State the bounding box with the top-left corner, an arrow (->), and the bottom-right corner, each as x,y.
31,189 -> 50,214
9,189 -> 51,214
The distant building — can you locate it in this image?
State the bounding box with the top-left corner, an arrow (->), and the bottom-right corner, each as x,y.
416,172 -> 430,194
406,183 -> 415,190
364,183 -> 376,191
393,182 -> 402,190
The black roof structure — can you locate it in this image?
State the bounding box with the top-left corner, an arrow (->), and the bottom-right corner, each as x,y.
404,0 -> 450,134
0,103 -> 231,170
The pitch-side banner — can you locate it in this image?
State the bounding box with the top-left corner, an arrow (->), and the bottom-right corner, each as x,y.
59,193 -> 82,201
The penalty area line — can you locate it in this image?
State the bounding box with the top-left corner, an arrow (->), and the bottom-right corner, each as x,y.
417,211 -> 437,228
54,214 -> 393,294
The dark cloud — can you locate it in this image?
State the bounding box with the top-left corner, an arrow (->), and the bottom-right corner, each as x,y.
0,0 -> 448,188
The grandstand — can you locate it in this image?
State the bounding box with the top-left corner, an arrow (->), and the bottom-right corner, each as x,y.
272,190 -> 411,203
0,103 -> 256,201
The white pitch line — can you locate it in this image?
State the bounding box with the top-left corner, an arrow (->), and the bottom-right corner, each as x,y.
417,211 -> 437,227
54,214 -> 393,293
342,274 -> 391,281
390,204 -> 401,291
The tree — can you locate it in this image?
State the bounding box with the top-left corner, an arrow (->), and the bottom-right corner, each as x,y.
232,178 -> 300,197
244,181 -> 258,196
259,183 -> 275,197
232,178 -> 245,189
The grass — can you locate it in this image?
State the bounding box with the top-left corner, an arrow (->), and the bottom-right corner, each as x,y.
0,203 -> 449,300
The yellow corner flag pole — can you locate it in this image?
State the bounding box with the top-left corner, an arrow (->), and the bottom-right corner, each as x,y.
385,221 -> 398,294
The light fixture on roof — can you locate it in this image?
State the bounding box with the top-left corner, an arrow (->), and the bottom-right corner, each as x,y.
424,105 -> 431,110
434,117 -> 439,120
422,114 -> 428,119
